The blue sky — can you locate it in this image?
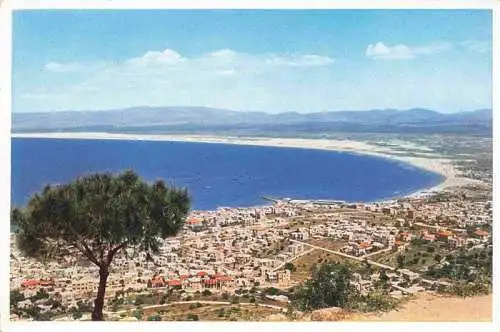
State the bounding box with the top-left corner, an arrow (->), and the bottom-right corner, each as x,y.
12,9 -> 492,113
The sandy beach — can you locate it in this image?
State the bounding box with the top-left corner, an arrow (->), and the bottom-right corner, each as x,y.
12,132 -> 477,195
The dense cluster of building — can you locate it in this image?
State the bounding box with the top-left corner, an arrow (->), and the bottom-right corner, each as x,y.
10,156 -> 493,321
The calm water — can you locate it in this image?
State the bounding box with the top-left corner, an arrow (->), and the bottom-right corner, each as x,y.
11,138 -> 443,210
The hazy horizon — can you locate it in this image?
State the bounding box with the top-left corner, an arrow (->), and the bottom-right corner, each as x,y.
13,10 -> 492,114
12,105 -> 492,115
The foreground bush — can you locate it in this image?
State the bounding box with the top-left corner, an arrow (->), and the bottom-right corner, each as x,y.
290,262 -> 399,313
437,281 -> 491,297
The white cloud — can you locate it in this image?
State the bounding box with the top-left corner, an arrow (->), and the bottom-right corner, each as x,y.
45,62 -> 81,72
21,92 -> 67,100
24,45 -> 487,114
43,49 -> 335,83
366,42 -> 450,60
126,49 -> 185,66
266,54 -> 335,67
461,40 -> 490,54
129,48 -> 335,74
34,48 -> 335,112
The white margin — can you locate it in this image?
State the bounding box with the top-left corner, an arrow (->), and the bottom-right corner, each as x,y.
0,1 -> 497,332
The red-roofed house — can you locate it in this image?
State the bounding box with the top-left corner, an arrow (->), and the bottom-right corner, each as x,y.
436,230 -> 452,241
148,275 -> 166,288
167,280 -> 182,289
203,279 -> 217,288
21,280 -> 39,288
474,229 -> 489,240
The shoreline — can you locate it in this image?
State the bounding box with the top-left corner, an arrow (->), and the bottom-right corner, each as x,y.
11,132 -> 477,201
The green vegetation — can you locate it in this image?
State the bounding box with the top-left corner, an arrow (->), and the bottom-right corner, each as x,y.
189,302 -> 203,309
217,308 -> 225,317
186,313 -> 199,321
437,281 -> 491,297
291,262 -> 357,311
10,289 -> 25,306
147,313 -> 162,321
284,262 -> 296,272
11,170 -> 191,321
263,287 -> 280,296
378,241 -> 450,272
72,311 -> 83,320
133,307 -> 144,320
426,246 -> 492,283
351,292 -> 399,313
290,262 -> 399,313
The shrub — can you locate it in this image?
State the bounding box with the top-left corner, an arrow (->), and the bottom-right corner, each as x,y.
202,289 -> 212,296
438,282 -> 491,297
186,313 -> 199,321
72,311 -> 83,320
264,287 -> 279,296
10,290 -> 25,307
291,262 -> 358,312
147,314 -> 162,321
133,308 -> 143,320
355,292 -> 399,312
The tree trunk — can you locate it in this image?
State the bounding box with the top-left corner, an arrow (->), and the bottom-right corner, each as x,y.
92,265 -> 109,321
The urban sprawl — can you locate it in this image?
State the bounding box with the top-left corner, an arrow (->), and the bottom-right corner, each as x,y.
10,146 -> 492,321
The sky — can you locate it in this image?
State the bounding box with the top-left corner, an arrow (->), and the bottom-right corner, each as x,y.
12,9 -> 492,114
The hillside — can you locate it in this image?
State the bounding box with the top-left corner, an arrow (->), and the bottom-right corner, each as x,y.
12,107 -> 492,136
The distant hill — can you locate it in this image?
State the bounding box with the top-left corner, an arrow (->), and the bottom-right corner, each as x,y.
12,107 -> 492,136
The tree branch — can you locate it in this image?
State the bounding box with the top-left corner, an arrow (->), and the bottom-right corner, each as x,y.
104,242 -> 128,266
73,242 -> 100,266
84,242 -> 103,266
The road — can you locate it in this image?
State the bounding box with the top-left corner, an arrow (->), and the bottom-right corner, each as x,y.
360,247 -> 392,259
291,239 -> 397,271
103,300 -> 287,316
291,240 -> 440,285
272,248 -> 315,272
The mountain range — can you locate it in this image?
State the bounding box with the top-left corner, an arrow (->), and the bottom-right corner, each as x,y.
12,107 -> 492,136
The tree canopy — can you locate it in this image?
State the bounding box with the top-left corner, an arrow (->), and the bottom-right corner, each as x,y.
11,170 -> 191,320
290,262 -> 399,314
291,262 -> 358,312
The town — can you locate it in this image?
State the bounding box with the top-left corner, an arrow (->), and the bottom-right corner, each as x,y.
10,170 -> 492,321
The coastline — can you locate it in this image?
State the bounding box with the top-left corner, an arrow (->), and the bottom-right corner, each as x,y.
11,132 -> 477,199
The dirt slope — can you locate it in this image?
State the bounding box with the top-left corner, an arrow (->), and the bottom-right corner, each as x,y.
350,293 -> 492,322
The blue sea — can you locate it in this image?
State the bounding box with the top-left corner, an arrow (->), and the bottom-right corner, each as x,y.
11,138 -> 444,210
